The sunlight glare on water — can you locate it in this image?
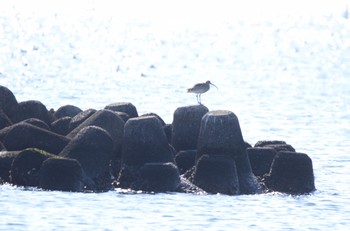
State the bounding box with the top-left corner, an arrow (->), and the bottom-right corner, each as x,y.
1,0 -> 350,230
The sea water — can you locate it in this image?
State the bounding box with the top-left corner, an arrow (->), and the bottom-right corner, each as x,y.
1,0 -> 350,230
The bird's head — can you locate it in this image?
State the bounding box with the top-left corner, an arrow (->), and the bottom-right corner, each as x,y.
206,80 -> 218,89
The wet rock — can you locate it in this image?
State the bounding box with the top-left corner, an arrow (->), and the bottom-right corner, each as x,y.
10,148 -> 57,187
51,116 -> 72,136
0,150 -> 19,182
0,109 -> 12,130
68,109 -> 96,131
104,102 -> 138,118
60,126 -> 114,191
171,105 -> 209,152
196,110 -> 261,194
263,151 -> 316,194
0,85 -> 18,119
23,118 -> 51,131
2,122 -> 70,154
175,150 -> 196,174
11,100 -> 51,125
192,155 -> 240,195
120,116 -> 175,167
247,147 -> 278,178
40,158 -> 83,192
54,105 -> 82,119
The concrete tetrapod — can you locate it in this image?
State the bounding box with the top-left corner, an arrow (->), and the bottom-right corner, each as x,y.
263,151 -> 316,194
195,110 -> 262,194
117,116 -> 177,191
171,105 -> 209,152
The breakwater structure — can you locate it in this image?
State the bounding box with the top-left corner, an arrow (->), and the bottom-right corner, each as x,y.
0,85 -> 315,195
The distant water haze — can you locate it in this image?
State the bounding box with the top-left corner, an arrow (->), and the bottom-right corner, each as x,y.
1,0 -> 350,230
2,0 -> 348,20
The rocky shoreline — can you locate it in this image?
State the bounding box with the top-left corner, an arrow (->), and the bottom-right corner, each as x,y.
0,85 -> 315,195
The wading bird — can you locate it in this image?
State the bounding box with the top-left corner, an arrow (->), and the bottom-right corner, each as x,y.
187,80 -> 218,104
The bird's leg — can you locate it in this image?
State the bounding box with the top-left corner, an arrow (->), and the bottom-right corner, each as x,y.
199,94 -> 202,104
196,94 -> 200,104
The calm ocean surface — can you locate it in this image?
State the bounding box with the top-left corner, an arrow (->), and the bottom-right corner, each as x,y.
1,0 -> 350,230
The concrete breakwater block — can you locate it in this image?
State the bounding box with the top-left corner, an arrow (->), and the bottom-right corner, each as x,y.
40,158 -> 83,192
171,105 -> 209,152
247,147 -> 278,178
117,116 -> 177,191
192,155 -> 240,195
141,113 -> 166,126
121,116 -> 175,167
195,110 -> 262,194
67,110 -> 124,144
254,140 -> 287,147
1,122 -> 70,155
11,100 -> 51,125
265,144 -> 296,152
67,109 -> 125,167
0,85 -> 18,120
138,162 -> 181,192
196,110 -> 245,159
104,102 -> 138,118
60,126 -> 114,191
0,109 -> 12,130
235,152 -> 263,194
175,149 -> 197,175
0,141 -> 6,151
54,104 -> 82,119
0,85 -> 317,195
10,148 -> 57,187
263,151 -> 316,194
51,116 -> 72,135
254,140 -> 296,152
22,118 -> 50,131
0,150 -> 20,182
68,109 -> 97,131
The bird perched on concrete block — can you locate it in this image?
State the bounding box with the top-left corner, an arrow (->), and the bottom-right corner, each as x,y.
187,80 -> 218,104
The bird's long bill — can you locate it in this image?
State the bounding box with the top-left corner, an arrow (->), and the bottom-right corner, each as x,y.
210,83 -> 218,89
